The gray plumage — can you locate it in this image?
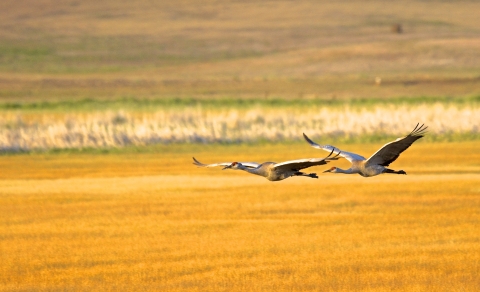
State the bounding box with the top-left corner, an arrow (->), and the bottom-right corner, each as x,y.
193,149 -> 339,181
303,123 -> 427,177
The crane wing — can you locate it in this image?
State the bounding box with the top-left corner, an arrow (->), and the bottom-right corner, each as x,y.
302,133 -> 366,162
192,157 -> 260,169
273,149 -> 339,171
365,123 -> 427,167
273,158 -> 329,172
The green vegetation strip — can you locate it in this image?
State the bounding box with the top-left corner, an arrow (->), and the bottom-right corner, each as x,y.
1,95 -> 479,111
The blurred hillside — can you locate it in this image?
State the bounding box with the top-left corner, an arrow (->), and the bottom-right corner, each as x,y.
0,0 -> 479,102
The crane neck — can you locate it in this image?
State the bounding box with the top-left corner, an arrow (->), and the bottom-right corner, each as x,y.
335,167 -> 357,174
237,164 -> 264,177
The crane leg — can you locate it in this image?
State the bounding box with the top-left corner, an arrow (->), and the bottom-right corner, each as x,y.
384,168 -> 407,175
295,172 -> 318,179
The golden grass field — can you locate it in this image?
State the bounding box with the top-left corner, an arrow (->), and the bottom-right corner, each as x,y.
1,142 -> 479,291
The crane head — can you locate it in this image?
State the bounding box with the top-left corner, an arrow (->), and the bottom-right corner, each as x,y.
323,166 -> 337,173
222,162 -> 240,170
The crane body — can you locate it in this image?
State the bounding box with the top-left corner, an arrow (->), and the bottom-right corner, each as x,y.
193,150 -> 339,181
303,123 -> 427,177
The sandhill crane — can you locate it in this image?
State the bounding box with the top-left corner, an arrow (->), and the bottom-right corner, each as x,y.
192,150 -> 339,181
303,123 -> 427,177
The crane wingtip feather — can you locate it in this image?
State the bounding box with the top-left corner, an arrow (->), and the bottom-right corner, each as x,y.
192,157 -> 204,166
302,132 -> 318,146
302,132 -> 311,141
408,123 -> 428,138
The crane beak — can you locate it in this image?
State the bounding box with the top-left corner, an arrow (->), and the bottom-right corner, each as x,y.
222,165 -> 232,170
323,169 -> 332,173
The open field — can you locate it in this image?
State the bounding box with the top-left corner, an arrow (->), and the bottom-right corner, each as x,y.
1,0 -> 478,151
1,0 -> 480,102
1,142 -> 480,291
1,1 -> 479,290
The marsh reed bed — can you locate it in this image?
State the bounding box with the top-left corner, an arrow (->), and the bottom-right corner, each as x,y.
0,102 -> 478,152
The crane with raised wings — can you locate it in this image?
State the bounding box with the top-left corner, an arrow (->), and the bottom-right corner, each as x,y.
303,123 -> 427,177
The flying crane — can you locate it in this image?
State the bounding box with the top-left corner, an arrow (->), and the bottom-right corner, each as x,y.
193,149 -> 339,181
303,123 -> 427,177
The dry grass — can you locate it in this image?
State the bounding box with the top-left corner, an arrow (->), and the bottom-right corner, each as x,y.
1,0 -> 480,101
1,103 -> 479,151
1,142 -> 479,291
